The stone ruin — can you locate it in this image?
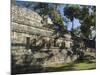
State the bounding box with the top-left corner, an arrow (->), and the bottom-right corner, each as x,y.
11,5 -> 78,68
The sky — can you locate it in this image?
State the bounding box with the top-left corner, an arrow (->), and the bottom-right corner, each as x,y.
16,0 -> 81,31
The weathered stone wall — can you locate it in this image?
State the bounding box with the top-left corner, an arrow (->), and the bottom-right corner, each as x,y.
11,5 -> 42,26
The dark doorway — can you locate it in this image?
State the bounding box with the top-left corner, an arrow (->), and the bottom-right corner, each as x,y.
26,37 -> 30,49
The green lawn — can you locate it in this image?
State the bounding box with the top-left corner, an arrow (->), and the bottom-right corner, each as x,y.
73,62 -> 96,70
45,61 -> 96,72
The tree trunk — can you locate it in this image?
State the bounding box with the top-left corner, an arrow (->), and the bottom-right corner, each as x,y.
71,17 -> 74,37
71,18 -> 74,31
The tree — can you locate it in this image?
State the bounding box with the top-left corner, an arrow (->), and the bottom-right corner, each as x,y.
34,3 -> 65,33
64,5 -> 80,31
34,3 -> 49,16
79,6 -> 96,39
34,3 -> 64,26
64,5 -> 96,39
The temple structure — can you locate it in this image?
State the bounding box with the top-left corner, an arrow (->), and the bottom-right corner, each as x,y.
11,5 -> 77,67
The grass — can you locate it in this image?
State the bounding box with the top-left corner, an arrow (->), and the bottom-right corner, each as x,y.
45,61 -> 96,72
73,62 -> 96,70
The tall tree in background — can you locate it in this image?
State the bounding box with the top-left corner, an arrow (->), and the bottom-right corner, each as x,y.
79,6 -> 96,39
64,5 -> 80,32
64,5 -> 96,39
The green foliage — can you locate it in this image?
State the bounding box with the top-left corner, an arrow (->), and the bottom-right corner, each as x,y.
79,6 -> 89,20
50,9 -> 64,26
34,3 -> 64,29
80,6 -> 96,39
64,5 -> 80,21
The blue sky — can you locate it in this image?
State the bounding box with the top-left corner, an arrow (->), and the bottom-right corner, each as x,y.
16,0 -> 81,30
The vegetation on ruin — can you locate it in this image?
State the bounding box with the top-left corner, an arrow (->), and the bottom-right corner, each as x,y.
11,1 -> 96,74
